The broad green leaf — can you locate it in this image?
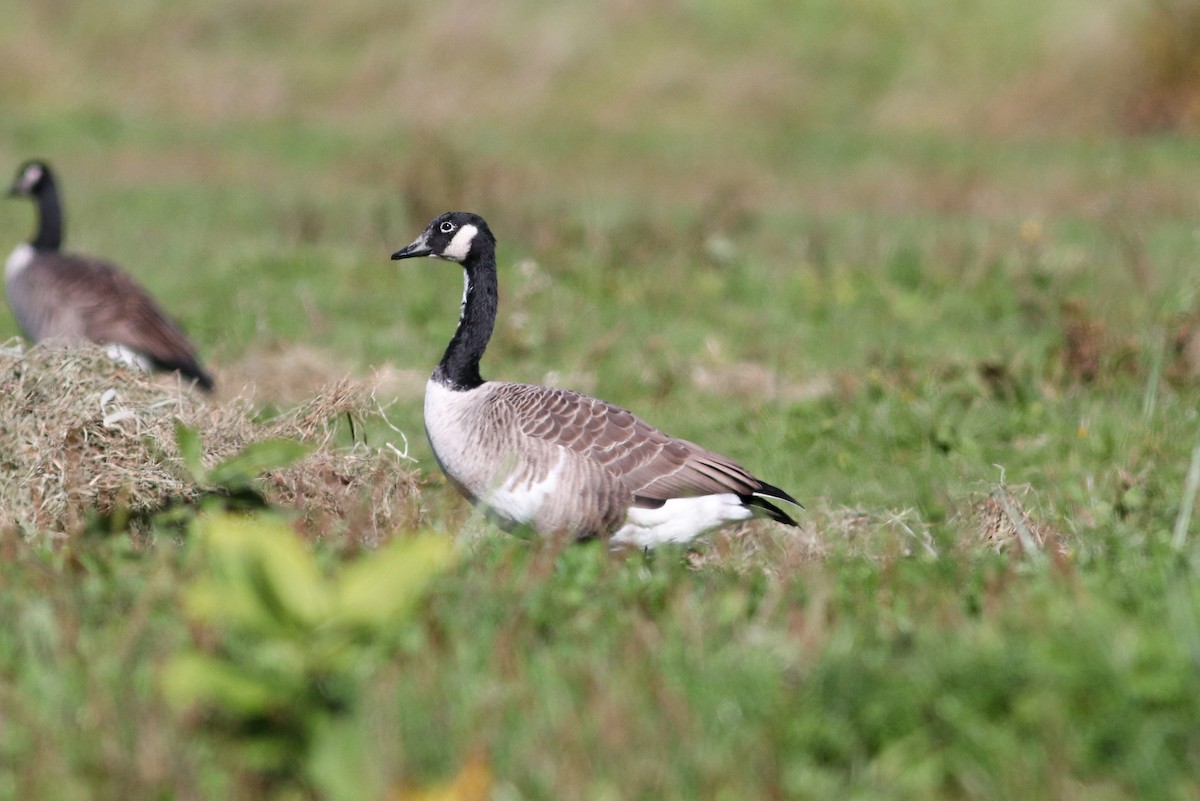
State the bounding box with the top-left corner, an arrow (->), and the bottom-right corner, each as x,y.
335,535 -> 455,630
186,578 -> 285,634
208,438 -> 312,490
189,513 -> 331,630
174,419 -> 206,483
161,652 -> 281,714
307,715 -> 381,801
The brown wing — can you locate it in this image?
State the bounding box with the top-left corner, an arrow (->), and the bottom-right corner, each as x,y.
30,253 -> 213,388
507,383 -> 768,504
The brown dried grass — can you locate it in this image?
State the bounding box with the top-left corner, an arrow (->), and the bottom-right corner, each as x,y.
968,483 -> 1066,556
0,343 -> 421,541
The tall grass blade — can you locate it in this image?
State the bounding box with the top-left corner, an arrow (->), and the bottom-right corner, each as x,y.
1142,329 -> 1166,423
1171,436 -> 1200,551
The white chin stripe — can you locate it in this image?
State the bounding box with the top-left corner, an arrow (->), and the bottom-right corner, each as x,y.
442,224 -> 478,262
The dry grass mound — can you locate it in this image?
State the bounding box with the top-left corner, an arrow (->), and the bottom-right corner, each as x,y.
0,344 -> 422,542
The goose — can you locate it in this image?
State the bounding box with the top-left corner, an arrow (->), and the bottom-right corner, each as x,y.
5,160 -> 215,391
391,211 -> 800,547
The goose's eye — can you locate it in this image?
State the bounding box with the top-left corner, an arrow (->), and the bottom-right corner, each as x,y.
439,221 -> 455,233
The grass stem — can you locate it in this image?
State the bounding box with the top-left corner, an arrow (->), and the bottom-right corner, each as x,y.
1142,329 -> 1167,423
1171,436 -> 1200,551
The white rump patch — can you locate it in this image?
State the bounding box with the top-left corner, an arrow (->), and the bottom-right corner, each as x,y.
484,449 -> 567,527
6,243 -> 35,281
611,493 -> 753,548
442,224 -> 478,262
104,343 -> 154,372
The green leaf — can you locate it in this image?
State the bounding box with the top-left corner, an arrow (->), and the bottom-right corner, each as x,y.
208,438 -> 312,490
307,715 -> 380,801
174,418 -> 206,483
335,535 -> 455,631
161,652 -> 281,715
188,513 -> 331,632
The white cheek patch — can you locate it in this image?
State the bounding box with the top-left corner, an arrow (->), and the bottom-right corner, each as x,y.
23,164 -> 43,191
442,224 -> 478,262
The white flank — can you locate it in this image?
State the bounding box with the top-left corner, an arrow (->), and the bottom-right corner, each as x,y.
442,224 -> 478,262
104,343 -> 154,372
485,449 -> 567,526
5,243 -> 35,281
612,493 -> 753,548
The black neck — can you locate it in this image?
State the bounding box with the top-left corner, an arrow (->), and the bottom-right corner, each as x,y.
432,250 -> 498,391
30,178 -> 64,251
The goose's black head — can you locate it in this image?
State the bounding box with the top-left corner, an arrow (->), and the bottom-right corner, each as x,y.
391,212 -> 496,265
8,160 -> 54,199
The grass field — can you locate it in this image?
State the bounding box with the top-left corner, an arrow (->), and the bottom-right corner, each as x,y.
3,1 -> 1200,799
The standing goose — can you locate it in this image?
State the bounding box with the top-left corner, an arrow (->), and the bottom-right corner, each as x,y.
5,160 -> 215,391
392,211 -> 800,547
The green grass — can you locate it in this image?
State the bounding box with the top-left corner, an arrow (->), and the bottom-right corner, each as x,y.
4,0 -> 1200,798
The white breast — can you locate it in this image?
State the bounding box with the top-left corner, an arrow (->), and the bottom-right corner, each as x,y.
6,243 -> 35,282
424,378 -> 570,529
424,379 -> 474,463
423,378 -> 500,498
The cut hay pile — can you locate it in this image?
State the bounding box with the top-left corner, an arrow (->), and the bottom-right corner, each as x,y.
0,344 -> 423,542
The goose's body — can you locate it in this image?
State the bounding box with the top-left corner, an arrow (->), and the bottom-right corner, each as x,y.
393,212 -> 800,546
5,160 -> 214,391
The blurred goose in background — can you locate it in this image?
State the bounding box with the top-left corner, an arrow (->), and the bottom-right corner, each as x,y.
5,159 -> 214,391
391,211 -> 801,547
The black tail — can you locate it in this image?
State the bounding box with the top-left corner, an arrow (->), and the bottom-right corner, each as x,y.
155,357 -> 215,393
189,367 -> 215,393
744,480 -> 803,527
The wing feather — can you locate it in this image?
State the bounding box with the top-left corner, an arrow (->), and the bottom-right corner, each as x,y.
506,383 -> 776,503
